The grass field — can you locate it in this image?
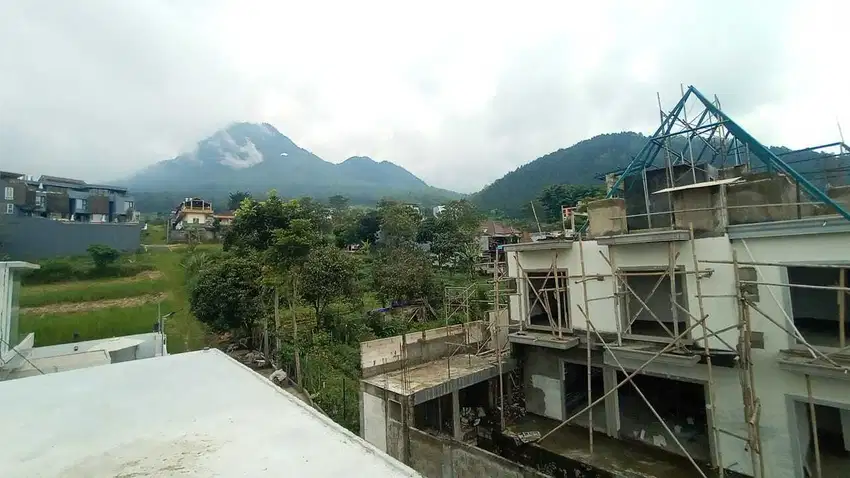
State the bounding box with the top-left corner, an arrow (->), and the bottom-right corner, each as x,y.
19,249 -> 210,352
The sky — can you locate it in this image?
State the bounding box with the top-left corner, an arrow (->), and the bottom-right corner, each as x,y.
1,1 -> 849,193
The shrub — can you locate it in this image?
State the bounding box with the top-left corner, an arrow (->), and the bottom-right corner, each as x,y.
87,244 -> 120,270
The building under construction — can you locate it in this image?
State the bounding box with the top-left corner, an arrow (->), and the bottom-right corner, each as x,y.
359,86 -> 850,478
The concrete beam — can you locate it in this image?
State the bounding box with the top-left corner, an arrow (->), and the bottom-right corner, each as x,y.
596,229 -> 690,245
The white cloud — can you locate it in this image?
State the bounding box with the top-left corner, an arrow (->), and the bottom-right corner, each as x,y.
1,0 -> 848,193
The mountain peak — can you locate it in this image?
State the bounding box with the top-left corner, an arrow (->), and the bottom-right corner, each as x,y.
124,123 -> 461,211
342,156 -> 376,164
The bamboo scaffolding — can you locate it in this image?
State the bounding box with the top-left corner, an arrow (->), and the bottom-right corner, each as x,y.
806,374 -> 823,478
689,224 -> 724,475
577,240 -> 593,453
732,249 -> 764,478
584,313 -> 709,478
538,312 -> 711,442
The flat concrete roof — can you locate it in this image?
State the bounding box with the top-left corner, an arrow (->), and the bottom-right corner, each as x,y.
503,240 -> 574,252
1,349 -> 419,477
363,353 -> 514,405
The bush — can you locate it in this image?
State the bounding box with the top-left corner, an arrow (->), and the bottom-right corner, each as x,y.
87,244 -> 120,270
188,255 -> 264,332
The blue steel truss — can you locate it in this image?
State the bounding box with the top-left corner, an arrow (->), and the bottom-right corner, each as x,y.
603,85 -> 850,222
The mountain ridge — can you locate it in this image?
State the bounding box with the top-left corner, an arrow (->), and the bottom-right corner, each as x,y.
125,122 -> 460,212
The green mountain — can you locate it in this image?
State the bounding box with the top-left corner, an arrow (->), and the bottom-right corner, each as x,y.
471,131 -> 841,218
125,123 -> 461,212
472,132 -> 648,217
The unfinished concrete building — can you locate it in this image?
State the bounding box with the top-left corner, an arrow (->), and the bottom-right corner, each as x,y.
360,86 -> 850,478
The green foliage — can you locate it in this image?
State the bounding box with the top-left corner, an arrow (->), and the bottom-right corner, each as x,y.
23,254 -> 152,285
228,191 -> 252,211
19,277 -> 168,308
538,184 -> 605,223
372,247 -> 437,304
223,193 -> 328,253
377,200 -> 420,247
87,244 -> 120,270
300,246 -> 358,321
429,199 -> 482,269
328,194 -> 349,212
20,304 -> 162,347
189,255 -> 264,331
334,208 -> 380,247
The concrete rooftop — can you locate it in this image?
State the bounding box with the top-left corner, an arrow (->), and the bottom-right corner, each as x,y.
363,353 -> 514,405
1,348 -> 419,477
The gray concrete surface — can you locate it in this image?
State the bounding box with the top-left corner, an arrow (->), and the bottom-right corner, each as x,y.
0,216 -> 142,260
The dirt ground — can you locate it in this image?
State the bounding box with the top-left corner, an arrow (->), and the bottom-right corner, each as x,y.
22,292 -> 168,315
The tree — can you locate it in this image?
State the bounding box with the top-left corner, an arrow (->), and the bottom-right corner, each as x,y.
228,191 -> 251,211
377,200 -> 420,247
87,244 -> 120,270
538,184 -> 605,223
301,246 -> 358,326
223,193 -> 326,253
429,199 -> 483,269
328,195 -> 350,212
189,255 -> 264,332
372,247 -> 437,304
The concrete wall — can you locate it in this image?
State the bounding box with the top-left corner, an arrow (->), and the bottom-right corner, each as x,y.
407,427 -> 547,478
363,391 -> 388,452
511,229 -> 850,478
524,347 -> 563,420
509,236 -> 739,349
729,232 -> 850,478
0,216 -> 142,260
360,322 -> 487,378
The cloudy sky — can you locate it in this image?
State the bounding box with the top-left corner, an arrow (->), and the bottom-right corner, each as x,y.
2,1 -> 849,193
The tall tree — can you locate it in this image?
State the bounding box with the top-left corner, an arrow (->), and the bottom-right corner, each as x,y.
538,184 -> 605,223
377,200 -> 420,247
227,191 -> 252,211
300,246 -> 358,326
189,255 -> 264,332
328,194 -> 350,212
372,247 -> 436,304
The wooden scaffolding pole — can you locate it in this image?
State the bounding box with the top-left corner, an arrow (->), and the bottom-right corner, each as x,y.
577,240 -> 593,454
494,247 -> 505,431
806,374 -> 823,478
688,225 -> 724,475
539,312 -> 711,443
732,250 -> 761,477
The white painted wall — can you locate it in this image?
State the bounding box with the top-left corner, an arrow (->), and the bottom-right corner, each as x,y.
509,237 -> 739,349
362,391 -> 388,452
181,212 -> 210,225
510,231 -> 850,477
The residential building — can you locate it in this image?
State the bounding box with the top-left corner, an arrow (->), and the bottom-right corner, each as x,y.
432,205 -> 446,218
171,197 -> 214,229
213,210 -> 235,226
358,86 -> 850,478
0,172 -> 136,223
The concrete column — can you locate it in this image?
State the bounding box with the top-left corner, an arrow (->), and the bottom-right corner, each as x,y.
841,409 -> 850,452
452,390 -> 462,440
602,366 -> 620,437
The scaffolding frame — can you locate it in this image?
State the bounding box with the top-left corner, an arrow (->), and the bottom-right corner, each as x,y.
483,87 -> 850,478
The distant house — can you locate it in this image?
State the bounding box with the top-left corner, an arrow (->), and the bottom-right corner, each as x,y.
171,198 -> 214,230
0,171 -> 137,223
432,205 -> 446,218
479,220 -> 521,261
213,210 -> 236,227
